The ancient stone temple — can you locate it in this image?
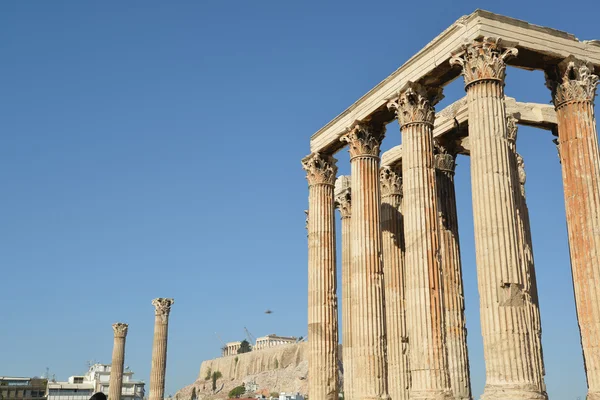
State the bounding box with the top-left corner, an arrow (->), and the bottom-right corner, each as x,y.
302,10 -> 599,400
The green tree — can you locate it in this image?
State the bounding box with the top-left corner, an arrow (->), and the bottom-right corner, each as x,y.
270,392 -> 279,398
211,371 -> 223,391
205,368 -> 212,381
191,387 -> 197,400
228,386 -> 245,398
237,340 -> 251,354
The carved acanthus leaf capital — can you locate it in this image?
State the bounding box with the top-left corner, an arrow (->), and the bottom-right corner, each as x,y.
112,323 -> 129,338
545,57 -> 599,107
450,37 -> 518,87
334,189 -> 352,219
434,143 -> 456,173
387,82 -> 443,127
506,115 -> 518,143
301,153 -> 338,186
380,166 -> 402,197
152,298 -> 174,319
340,122 -> 386,158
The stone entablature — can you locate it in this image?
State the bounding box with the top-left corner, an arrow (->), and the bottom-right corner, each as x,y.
381,96 -> 558,167
309,10 -> 599,154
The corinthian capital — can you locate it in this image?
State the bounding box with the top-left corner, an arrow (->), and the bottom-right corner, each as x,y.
545,56 -> 599,107
380,166 -> 402,197
387,82 -> 443,127
434,143 -> 456,173
450,37 -> 518,87
302,153 -> 338,186
334,189 -> 351,219
340,122 -> 386,158
334,176 -> 352,219
152,298 -> 174,318
112,323 -> 129,338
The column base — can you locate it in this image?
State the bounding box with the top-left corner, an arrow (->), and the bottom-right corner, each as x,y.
480,385 -> 547,400
408,389 -> 453,400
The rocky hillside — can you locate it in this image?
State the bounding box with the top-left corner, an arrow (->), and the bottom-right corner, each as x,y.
175,342 -> 309,400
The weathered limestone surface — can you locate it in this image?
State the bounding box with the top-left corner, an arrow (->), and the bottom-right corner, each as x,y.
302,154 -> 339,400
150,298 -> 175,400
450,38 -> 547,400
340,123 -> 389,400
380,166 -> 409,400
199,341 -> 310,382
434,149 -> 471,400
109,323 -> 128,400
506,117 -> 546,394
546,57 -> 600,400
388,82 -> 451,400
335,176 -> 353,400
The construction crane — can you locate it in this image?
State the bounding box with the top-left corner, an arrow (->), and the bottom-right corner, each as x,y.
215,332 -> 226,345
244,327 -> 256,344
215,332 -> 228,354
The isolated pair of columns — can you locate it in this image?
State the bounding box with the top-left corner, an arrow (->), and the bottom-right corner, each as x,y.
108,298 -> 174,400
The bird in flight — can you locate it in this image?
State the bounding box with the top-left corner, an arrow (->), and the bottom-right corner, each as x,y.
265,309 -> 273,314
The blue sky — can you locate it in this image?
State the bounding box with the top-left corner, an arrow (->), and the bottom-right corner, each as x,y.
0,1 -> 598,399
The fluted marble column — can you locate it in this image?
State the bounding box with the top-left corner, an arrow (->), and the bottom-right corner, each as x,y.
380,166 -> 409,400
149,298 -> 174,400
340,123 -> 389,400
546,57 -> 600,399
506,117 -> 546,394
434,148 -> 471,400
388,82 -> 451,400
450,37 -> 546,400
302,153 -> 339,400
108,323 -> 128,400
335,176 -> 353,400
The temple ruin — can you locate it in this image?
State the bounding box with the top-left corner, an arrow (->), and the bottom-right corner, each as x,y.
302,10 -> 600,400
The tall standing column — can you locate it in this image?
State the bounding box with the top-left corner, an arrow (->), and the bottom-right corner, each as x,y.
340,123 -> 389,400
335,176 -> 353,400
388,82 -> 451,400
149,298 -> 174,400
450,37 -> 547,400
506,117 -> 546,394
302,153 -> 339,400
108,323 -> 128,400
546,57 -> 600,399
380,165 -> 409,400
434,147 -> 472,400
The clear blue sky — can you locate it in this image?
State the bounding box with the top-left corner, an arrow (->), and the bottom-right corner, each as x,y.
0,1 -> 598,399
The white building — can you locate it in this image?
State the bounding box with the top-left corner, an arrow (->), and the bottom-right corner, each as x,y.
278,393 -> 304,400
253,335 -> 297,351
47,364 -> 144,400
